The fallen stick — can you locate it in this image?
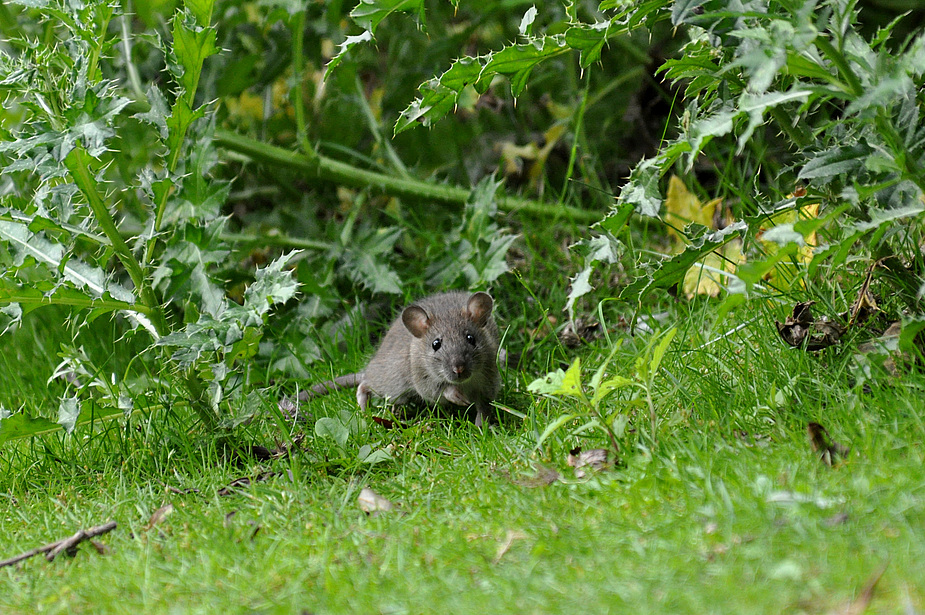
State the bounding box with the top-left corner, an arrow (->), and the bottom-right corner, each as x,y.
0,521 -> 118,568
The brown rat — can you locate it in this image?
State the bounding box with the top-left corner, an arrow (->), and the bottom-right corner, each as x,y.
293,291 -> 501,426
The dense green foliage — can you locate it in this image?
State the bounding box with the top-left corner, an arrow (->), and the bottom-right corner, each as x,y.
1,0 -> 924,610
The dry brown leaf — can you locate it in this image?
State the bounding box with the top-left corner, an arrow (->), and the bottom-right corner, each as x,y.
808,422 -> 850,467
216,471 -> 279,497
566,447 -> 612,478
776,302 -> 845,351
830,562 -> 889,615
513,463 -> 561,488
358,487 -> 393,515
856,321 -> 904,376
492,530 -> 528,564
559,317 -> 603,349
146,504 -> 174,530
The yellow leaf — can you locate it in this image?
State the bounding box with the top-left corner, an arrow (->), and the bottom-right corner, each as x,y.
665,175 -> 717,251
681,239 -> 745,298
758,203 -> 820,289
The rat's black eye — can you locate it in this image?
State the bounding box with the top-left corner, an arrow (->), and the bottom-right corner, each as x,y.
465,332 -> 476,346
432,338 -> 442,351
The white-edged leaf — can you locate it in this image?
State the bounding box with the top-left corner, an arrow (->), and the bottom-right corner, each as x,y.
57,397 -> 80,434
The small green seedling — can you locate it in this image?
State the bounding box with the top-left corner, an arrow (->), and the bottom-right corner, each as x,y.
529,327 -> 678,451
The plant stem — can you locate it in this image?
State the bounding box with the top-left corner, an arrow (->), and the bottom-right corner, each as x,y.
290,10 -> 317,161
815,36 -> 864,98
64,145 -> 169,337
0,289 -> 144,314
646,386 -> 657,444
220,231 -> 332,251
215,129 -> 601,222
768,106 -> 811,149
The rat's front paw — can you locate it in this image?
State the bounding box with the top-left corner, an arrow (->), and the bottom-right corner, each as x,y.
442,385 -> 471,406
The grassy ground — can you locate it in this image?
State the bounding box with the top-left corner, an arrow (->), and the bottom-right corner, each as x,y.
1,286 -> 923,614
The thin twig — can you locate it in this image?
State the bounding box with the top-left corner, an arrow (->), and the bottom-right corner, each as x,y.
0,521 -> 117,568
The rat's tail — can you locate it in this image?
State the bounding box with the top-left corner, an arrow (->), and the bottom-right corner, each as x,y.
278,373 -> 363,422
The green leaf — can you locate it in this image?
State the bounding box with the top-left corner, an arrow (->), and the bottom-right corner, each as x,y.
158,252 -> 301,365
620,222 -> 746,303
244,250 -> 302,311
324,30 -> 373,79
184,0 -> 213,27
395,36 -> 570,133
535,413 -> 579,450
0,220 -> 135,302
590,375 -> 635,407
171,11 -> 219,99
798,144 -> 870,181
649,327 -> 677,377
315,417 -> 350,448
618,157 -> 663,218
527,369 -> 566,394
350,0 -> 425,33
564,232 -> 623,318
57,397 -> 80,434
481,35 -> 569,97
0,411 -> 60,445
852,202 -> 925,233
559,357 -> 584,398
565,22 -> 610,68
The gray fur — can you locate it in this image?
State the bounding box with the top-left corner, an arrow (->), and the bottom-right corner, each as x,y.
357,291 -> 500,426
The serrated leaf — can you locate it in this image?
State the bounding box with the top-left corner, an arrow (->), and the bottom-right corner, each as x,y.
685,101 -> 737,165
564,265 -> 594,311
620,222 -> 746,303
519,6 -> 537,36
244,251 -> 302,311
798,144 -> 870,181
184,0 -> 213,27
564,232 -> 624,318
394,82 -> 459,134
171,12 -> 218,97
565,22 -> 610,68
618,157 -> 663,218
0,220 -> 134,302
599,201 -> 635,235
324,30 -> 374,79
852,202 -> 925,232
351,0 -> 425,33
473,233 -> 517,285
481,35 -> 569,97
134,84 -> 171,141
57,397 -> 80,434
395,36 -> 569,133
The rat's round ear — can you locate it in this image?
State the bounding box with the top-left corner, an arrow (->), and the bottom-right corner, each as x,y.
402,305 -> 431,338
467,292 -> 493,326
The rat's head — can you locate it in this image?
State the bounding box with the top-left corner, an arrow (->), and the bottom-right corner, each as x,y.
402,292 -> 495,383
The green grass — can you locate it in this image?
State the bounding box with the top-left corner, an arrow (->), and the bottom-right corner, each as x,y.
2,294 -> 924,614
